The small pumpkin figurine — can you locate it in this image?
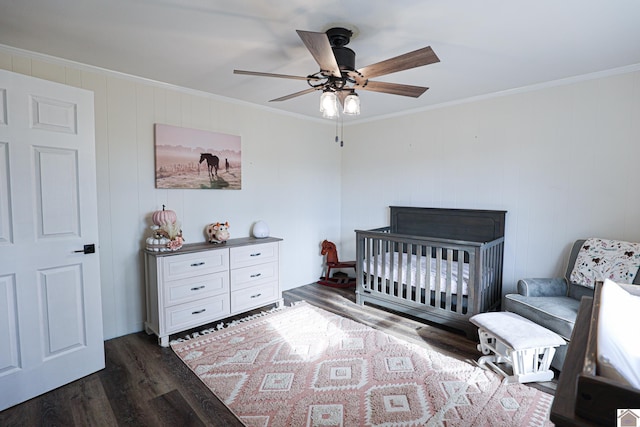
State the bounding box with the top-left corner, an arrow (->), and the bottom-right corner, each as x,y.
152,205 -> 177,226
146,205 -> 183,251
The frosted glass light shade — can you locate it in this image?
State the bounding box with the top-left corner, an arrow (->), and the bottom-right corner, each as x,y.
343,92 -> 360,115
252,220 -> 270,238
320,91 -> 338,119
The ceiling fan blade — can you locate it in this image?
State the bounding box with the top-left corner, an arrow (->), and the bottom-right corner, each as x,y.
269,87 -> 318,102
358,81 -> 429,98
296,30 -> 341,77
358,46 -> 440,80
234,69 -> 321,81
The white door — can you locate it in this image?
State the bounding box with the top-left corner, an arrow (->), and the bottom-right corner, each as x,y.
0,69 -> 104,410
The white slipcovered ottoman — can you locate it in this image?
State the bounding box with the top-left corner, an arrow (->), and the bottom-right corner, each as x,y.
470,311 -> 566,383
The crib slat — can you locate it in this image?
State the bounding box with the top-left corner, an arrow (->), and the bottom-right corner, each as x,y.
495,243 -> 502,306
467,247 -> 476,313
485,244 -> 492,309
402,243 -> 408,300
405,243 -> 413,302
363,238 -> 370,290
445,249 -> 453,311
424,246 -> 431,305
479,244 -> 484,309
482,247 -> 496,308
372,238 -> 378,292
394,242 -> 402,297
384,238 -> 390,294
368,237 -> 373,291
414,245 -> 422,304
455,249 -> 463,313
434,248 -> 442,308
380,238 -> 387,294
491,243 -> 500,308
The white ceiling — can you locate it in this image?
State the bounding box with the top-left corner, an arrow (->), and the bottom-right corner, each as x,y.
1,0 -> 640,121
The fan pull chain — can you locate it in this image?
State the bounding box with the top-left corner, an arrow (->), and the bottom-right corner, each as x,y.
332,115 -> 345,147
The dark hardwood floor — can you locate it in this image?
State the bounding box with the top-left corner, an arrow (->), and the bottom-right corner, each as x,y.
0,282 -> 555,426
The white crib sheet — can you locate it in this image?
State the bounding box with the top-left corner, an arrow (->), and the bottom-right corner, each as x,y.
363,251 -> 469,295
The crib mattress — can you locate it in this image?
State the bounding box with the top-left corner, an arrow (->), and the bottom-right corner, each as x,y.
363,251 -> 469,295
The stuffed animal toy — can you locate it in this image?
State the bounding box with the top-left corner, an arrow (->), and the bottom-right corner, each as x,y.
206,221 -> 230,244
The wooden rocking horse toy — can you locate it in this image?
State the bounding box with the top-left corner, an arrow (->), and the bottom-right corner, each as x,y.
318,240 -> 357,288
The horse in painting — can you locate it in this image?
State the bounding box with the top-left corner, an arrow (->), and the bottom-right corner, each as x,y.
199,153 -> 219,179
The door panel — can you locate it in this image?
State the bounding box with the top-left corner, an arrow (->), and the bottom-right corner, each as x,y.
0,274 -> 19,375
30,95 -> 78,134
0,142 -> 11,244
39,264 -> 86,356
0,88 -> 6,125
0,69 -> 104,411
34,147 -> 80,238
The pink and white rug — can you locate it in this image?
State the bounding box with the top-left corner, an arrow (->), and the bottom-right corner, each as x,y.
171,302 -> 554,426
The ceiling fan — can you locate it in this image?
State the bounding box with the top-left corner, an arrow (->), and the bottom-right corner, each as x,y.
234,27 -> 440,117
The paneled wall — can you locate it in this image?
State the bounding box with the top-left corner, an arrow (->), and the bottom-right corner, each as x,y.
0,47 -> 341,339
341,70 -> 640,293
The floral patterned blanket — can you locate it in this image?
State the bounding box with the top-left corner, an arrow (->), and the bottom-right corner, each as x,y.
570,238 -> 640,288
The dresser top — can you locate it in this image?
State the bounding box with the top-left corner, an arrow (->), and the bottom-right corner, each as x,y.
144,236 -> 282,258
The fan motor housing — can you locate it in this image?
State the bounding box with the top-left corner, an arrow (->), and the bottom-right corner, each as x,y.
326,27 -> 356,72
333,46 -> 355,71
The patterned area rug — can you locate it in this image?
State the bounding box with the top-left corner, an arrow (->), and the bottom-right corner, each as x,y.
171,302 -> 554,426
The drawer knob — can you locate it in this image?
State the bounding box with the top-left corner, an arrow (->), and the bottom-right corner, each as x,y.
250,273 -> 262,278
191,262 -> 205,267
191,285 -> 205,291
192,308 -> 206,315
250,293 -> 262,299
250,253 -> 261,257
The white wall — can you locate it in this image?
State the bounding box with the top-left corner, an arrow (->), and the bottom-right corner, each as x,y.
0,47 -> 342,340
341,70 -> 640,293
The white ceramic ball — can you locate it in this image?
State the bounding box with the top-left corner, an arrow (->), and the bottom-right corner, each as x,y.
252,220 -> 270,238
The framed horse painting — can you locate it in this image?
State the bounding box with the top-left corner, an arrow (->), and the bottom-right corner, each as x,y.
154,124 -> 241,189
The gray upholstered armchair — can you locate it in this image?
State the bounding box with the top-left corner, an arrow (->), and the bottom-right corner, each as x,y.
504,239 -> 640,371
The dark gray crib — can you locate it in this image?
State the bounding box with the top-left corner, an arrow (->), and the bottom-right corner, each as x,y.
355,207 -> 506,339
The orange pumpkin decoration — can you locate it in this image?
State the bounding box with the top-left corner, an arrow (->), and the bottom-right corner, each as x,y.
152,205 -> 177,226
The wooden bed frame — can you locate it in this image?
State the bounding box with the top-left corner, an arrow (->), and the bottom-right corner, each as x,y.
355,207 -> 506,339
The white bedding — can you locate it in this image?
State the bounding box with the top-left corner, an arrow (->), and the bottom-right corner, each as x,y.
363,251 -> 469,296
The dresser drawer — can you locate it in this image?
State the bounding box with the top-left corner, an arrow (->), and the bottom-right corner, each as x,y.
230,281 -> 278,313
162,249 -> 228,281
164,294 -> 230,334
230,242 -> 278,269
164,271 -> 229,307
230,261 -> 278,291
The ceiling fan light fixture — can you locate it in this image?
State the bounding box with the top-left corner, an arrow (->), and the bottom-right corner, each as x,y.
234,27 -> 438,120
343,91 -> 360,115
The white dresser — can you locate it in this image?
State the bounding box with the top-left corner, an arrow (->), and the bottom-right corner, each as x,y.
144,237 -> 282,346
